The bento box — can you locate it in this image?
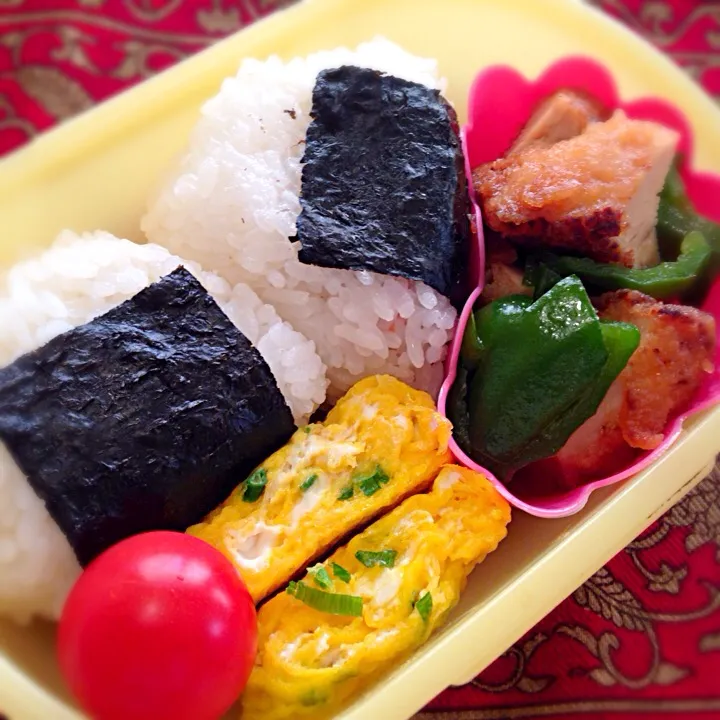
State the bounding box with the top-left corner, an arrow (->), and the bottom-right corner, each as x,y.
1,0 -> 720,718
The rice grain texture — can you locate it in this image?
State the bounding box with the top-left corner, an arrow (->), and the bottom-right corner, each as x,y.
0,231 -> 328,622
142,39 -> 457,397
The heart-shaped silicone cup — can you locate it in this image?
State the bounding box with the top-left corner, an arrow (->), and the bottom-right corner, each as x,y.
438,56 -> 720,518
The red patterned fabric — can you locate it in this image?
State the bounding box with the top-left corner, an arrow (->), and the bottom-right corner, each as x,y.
0,1 -> 718,719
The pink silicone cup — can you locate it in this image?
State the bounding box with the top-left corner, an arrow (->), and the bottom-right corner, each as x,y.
437,56 -> 720,518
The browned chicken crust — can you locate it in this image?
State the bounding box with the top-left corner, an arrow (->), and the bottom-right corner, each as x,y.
481,235 -> 532,303
597,289 -> 715,448
508,90 -> 606,155
474,111 -> 678,268
482,263 -> 531,303
557,290 -> 715,478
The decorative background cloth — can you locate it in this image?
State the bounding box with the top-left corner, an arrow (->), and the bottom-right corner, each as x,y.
0,1 -> 718,718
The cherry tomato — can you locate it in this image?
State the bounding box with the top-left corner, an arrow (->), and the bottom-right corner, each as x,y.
58,531 -> 257,720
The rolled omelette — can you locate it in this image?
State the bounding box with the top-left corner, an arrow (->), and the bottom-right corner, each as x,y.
188,374 -> 452,602
240,464 -> 511,719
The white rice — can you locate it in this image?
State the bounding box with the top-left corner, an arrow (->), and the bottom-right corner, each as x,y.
0,230 -> 328,623
142,38 -> 457,397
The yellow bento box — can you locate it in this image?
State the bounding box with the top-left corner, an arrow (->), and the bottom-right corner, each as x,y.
1,0 -> 719,718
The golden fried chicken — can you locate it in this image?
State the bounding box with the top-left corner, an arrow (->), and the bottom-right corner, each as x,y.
481,235 -> 532,302
556,290 -> 715,478
508,90 -> 605,155
474,111 -> 679,268
482,263 -> 531,303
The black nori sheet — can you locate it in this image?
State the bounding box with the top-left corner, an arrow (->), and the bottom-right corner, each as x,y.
296,66 -> 471,302
0,267 -> 294,566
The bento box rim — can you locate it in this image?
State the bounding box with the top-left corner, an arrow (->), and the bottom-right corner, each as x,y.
3,0 -> 720,193
1,0 -> 720,719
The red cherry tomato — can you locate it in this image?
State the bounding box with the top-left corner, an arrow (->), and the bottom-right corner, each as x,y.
58,531 -> 257,720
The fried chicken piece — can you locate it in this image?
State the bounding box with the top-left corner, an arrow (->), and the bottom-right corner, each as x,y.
598,290 -> 715,447
553,381 -> 637,479
482,263 -> 532,303
556,289 -> 715,478
508,90 -> 605,155
485,233 -> 518,265
480,235 -> 532,302
474,111 -> 679,268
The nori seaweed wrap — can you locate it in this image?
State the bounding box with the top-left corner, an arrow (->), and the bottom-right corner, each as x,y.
0,267 -> 295,566
296,65 -> 470,302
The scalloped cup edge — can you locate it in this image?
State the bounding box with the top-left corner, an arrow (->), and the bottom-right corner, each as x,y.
438,56 -> 720,518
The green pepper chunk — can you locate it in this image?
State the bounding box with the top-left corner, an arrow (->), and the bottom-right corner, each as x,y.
524,162 -> 719,302
657,161 -> 720,259
511,319 -> 640,468
535,231 -> 713,301
460,310 -> 484,369
523,258 -> 563,300
661,158 -> 694,214
471,294 -> 533,369
466,276 -> 630,477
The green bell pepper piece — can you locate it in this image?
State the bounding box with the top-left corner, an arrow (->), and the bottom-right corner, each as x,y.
523,161 -> 718,302
456,278 -> 640,478
460,311 -> 484,370
453,295 -> 534,454
467,276 -> 610,476
523,258 -> 564,300
460,295 -> 533,372
661,158 -> 694,214
657,161 -> 720,259
535,231 -> 712,301
510,319 -> 640,471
